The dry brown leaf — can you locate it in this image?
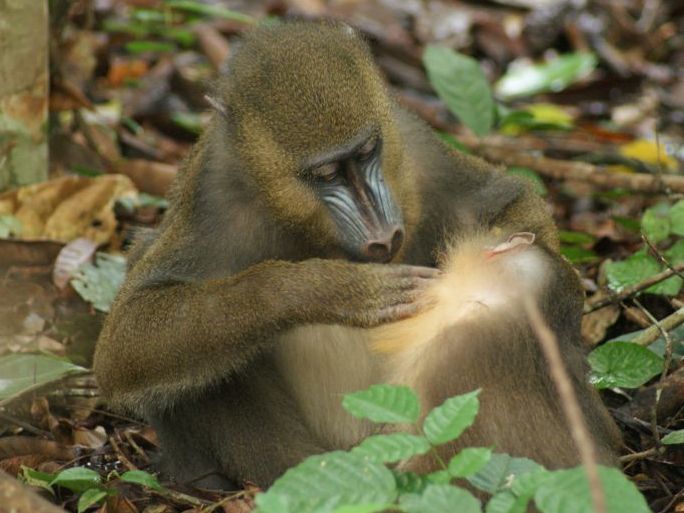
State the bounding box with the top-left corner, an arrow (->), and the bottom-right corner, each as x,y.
141,506 -> 174,513
0,436 -> 76,461
0,455 -> 55,476
0,175 -> 137,244
222,497 -> 255,513
44,175 -> 135,243
53,238 -> 98,289
108,57 -> 149,87
73,426 -> 107,449
582,291 -> 620,346
106,495 -> 140,513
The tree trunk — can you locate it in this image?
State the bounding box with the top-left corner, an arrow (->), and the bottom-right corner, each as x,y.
0,0 -> 49,190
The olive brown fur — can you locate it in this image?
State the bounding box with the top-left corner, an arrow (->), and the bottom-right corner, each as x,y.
94,21 -> 621,488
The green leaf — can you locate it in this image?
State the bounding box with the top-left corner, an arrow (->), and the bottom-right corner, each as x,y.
641,203 -> 671,243
77,487 -> 108,513
423,46 -> 494,136
255,451 -> 396,513
125,40 -> 176,54
605,325 -> 684,359
71,253 -> 126,312
662,429 -> 684,445
558,231 -> 595,245
448,447 -> 492,478
138,193 -> 169,209
165,0 -> 256,24
20,467 -> 56,493
666,239 -> 684,260
495,53 -> 597,100
399,484 -> 481,513
605,251 -> 659,292
507,167 -> 547,196
50,467 -> 102,494
534,466 -> 650,513
612,216 -> 640,232
343,385 -> 420,424
588,341 -> 663,389
351,433 -> 431,463
171,112 -> 205,134
485,491 -> 530,513
0,354 -> 86,400
0,214 -> 22,238
604,251 -> 680,296
393,471 -> 427,494
468,454 -> 544,495
426,470 -> 452,484
499,104 -> 573,135
423,390 -> 480,445
560,246 -> 599,265
670,200 -> 684,236
120,470 -> 162,490
71,164 -> 102,177
511,469 -> 551,497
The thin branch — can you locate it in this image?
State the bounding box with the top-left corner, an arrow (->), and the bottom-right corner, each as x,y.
584,262 -> 684,314
643,235 -> 684,282
524,297 -> 606,513
463,140 -> 684,193
619,448 -> 658,464
630,306 -> 684,347
633,298 -> 671,446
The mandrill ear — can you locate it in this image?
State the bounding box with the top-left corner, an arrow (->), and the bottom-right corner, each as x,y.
205,94 -> 229,118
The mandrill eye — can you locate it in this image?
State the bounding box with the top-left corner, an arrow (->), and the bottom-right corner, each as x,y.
357,137 -> 377,161
311,162 -> 340,183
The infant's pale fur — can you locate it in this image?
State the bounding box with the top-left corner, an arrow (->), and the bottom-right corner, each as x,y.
372,232 -> 549,355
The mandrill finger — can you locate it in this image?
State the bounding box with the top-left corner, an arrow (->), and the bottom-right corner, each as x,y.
377,303 -> 423,323
391,265 -> 442,279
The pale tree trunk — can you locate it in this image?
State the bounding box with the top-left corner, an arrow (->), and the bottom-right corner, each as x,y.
0,0 -> 49,190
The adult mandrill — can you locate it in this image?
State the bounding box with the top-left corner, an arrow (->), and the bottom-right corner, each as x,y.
94,21 -> 620,488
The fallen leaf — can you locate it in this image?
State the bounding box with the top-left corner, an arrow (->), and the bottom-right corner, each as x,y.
53,238 -> 98,289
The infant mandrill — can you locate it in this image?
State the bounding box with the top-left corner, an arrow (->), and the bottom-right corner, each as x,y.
373,232 -> 621,472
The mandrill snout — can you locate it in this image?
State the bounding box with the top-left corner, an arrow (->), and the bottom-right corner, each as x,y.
361,224 -> 404,263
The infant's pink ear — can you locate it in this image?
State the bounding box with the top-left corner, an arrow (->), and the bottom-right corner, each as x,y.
485,232 -> 536,258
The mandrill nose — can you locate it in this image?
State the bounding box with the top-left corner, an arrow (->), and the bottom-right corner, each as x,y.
362,225 -> 405,263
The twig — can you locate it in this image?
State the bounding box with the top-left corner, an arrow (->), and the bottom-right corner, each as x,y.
633,298 -> 671,445
630,306 -> 684,347
108,434 -> 138,471
463,141 -> 684,193
584,262 -> 684,313
123,431 -> 150,465
153,487 -> 210,508
0,411 -> 50,437
643,235 -> 684,282
524,297 -> 606,513
619,447 -> 658,464
198,490 -> 251,513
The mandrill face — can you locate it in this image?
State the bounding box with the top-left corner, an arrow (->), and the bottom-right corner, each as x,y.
215,21 -> 412,263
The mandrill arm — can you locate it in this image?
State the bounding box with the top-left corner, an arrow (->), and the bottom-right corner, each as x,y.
94,246 -> 437,416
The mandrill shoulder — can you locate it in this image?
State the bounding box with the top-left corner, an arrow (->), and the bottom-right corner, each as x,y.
392,105 -> 553,256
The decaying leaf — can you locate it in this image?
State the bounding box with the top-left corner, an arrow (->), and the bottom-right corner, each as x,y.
0,174 -> 137,244
53,238 -> 99,289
